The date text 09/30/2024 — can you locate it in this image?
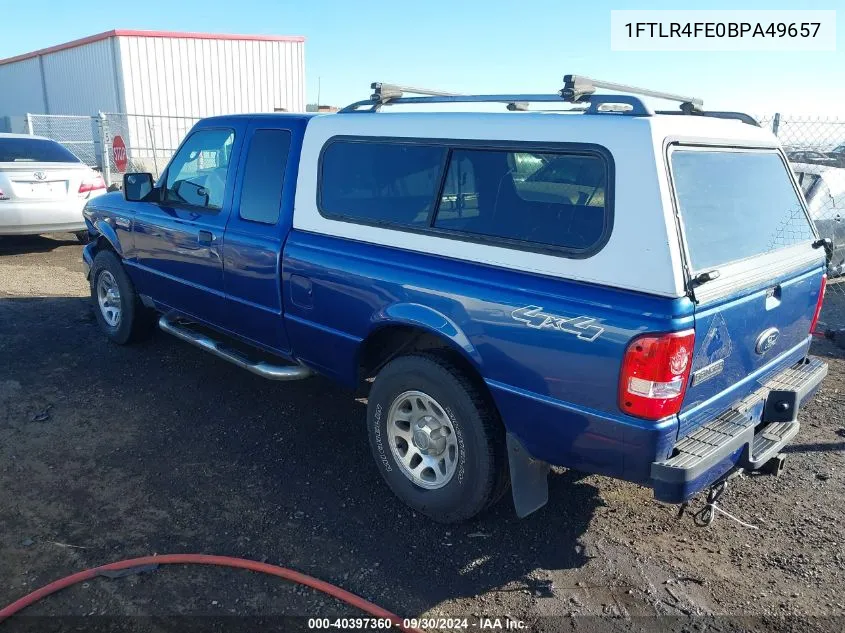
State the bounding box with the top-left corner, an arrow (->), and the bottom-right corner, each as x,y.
307,617 -> 527,629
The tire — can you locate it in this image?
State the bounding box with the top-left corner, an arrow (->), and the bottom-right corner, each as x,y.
90,250 -> 152,344
75,231 -> 91,244
367,353 -> 507,523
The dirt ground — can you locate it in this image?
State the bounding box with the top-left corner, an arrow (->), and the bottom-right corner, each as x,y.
1,234 -> 844,633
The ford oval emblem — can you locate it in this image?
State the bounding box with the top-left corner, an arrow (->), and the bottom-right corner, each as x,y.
755,327 -> 780,355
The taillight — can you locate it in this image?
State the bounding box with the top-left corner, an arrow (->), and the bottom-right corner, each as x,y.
809,274 -> 827,335
619,329 -> 695,421
78,174 -> 106,195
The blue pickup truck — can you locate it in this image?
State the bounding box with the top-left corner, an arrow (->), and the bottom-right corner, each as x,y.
82,77 -> 829,523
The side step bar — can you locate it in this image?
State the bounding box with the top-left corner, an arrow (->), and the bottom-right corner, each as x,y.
158,314 -> 313,381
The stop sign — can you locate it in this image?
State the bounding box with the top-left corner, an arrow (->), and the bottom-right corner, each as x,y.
112,135 -> 127,172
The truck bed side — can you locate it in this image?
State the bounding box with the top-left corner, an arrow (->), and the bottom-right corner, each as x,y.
283,230 -> 691,483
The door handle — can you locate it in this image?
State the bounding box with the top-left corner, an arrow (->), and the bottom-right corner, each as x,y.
197,230 -> 215,246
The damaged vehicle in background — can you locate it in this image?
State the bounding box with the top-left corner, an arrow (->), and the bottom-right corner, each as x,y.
793,162 -> 845,277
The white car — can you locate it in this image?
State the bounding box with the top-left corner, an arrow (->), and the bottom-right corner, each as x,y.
0,133 -> 106,242
791,162 -> 845,276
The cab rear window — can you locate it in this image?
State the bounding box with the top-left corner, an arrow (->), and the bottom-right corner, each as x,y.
671,149 -> 815,272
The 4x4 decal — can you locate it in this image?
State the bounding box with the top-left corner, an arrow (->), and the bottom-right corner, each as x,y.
511,306 -> 604,342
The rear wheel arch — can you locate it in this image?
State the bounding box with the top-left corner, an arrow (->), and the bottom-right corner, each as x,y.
358,322 -> 486,393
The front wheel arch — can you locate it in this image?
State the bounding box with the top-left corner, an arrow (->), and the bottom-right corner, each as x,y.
91,218 -> 124,257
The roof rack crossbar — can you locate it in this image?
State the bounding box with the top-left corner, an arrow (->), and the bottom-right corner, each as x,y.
561,75 -> 703,111
370,82 -> 465,102
339,75 -> 706,115
341,83 -> 539,113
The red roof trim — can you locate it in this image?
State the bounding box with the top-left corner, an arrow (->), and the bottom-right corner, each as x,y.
0,29 -> 305,66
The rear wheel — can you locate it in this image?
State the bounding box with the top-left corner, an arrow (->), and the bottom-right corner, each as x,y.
90,250 -> 152,344
75,231 -> 91,244
366,353 -> 507,523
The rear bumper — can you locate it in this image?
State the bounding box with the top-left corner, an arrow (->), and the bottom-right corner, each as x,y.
651,357 -> 828,503
0,199 -> 86,235
0,191 -> 104,236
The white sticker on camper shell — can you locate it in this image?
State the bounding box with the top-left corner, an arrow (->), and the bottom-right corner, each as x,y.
511,306 -> 604,342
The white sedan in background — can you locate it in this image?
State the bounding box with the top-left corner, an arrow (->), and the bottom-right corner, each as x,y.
0,133 -> 106,242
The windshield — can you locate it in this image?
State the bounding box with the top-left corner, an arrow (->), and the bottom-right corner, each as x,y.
0,137 -> 81,163
671,149 -> 815,272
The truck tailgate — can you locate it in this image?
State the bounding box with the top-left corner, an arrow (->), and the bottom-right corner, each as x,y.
679,265 -> 824,438
668,146 -> 826,439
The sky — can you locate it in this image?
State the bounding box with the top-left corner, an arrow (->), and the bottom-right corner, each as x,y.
1,0 -> 843,115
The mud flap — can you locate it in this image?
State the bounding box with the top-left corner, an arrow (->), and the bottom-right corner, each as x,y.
507,433 -> 550,518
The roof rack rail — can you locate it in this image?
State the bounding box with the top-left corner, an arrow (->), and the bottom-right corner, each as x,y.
338,75 -> 706,116
654,110 -> 760,127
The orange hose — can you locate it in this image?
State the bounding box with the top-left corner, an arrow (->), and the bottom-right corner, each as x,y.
0,554 -> 424,633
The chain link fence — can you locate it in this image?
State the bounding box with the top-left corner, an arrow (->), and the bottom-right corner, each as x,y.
100,113 -> 200,185
26,111 -> 199,188
26,114 -> 101,168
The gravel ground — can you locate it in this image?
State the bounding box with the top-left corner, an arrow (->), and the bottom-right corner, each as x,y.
1,234 -> 844,633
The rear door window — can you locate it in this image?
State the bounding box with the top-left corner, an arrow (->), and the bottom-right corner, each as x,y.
238,129 -> 291,224
671,149 -> 815,272
0,137 -> 81,163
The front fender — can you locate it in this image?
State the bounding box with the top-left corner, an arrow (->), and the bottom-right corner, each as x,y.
374,302 -> 483,368
92,219 -> 124,257
82,242 -> 96,280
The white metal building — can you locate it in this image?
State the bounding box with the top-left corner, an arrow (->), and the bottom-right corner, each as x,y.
0,29 -> 307,120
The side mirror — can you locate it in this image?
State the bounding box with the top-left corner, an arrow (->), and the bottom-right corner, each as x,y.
123,173 -> 155,202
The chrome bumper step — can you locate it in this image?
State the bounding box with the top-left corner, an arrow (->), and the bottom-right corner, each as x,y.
158,313 -> 313,381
